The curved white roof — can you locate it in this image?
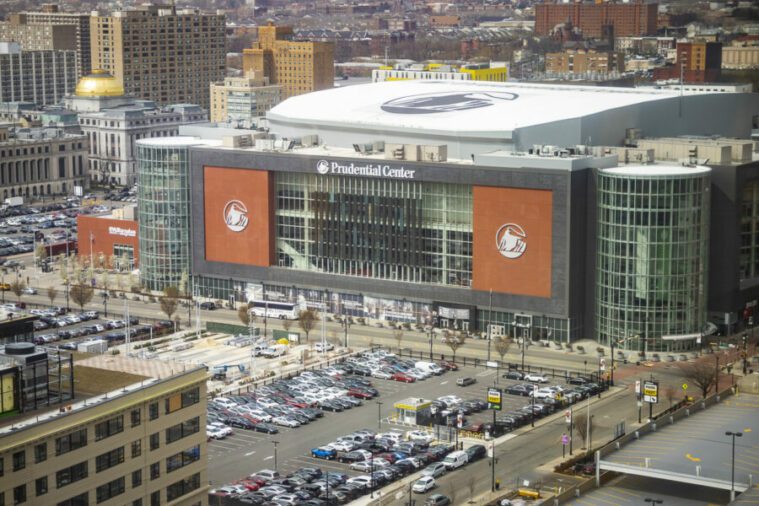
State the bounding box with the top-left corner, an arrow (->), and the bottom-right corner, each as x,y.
602,165 -> 711,177
268,80 -> 679,136
136,136 -> 221,148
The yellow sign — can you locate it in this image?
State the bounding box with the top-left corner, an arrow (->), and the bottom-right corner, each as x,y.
685,453 -> 701,462
682,383 -> 688,390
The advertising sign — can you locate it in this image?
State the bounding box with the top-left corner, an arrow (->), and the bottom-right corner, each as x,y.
643,381 -> 659,404
487,387 -> 502,411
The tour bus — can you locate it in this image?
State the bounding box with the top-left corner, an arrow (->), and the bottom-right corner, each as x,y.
249,300 -> 298,320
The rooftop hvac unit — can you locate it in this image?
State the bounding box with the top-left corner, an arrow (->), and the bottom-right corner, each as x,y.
373,141 -> 385,152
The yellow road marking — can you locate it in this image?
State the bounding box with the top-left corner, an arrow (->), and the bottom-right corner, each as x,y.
745,428 -> 753,432
686,453 -> 701,462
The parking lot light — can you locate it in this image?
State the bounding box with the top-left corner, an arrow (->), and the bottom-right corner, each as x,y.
726,431 -> 743,500
272,440 -> 279,471
376,400 -> 383,430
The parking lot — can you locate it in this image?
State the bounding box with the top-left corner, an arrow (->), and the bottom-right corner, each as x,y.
206,349 -> 604,504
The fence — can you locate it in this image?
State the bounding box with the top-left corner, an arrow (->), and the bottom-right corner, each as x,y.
206,321 -> 249,336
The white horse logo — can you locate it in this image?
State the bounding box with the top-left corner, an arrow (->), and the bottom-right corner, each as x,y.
495,223 -> 527,259
317,160 -> 330,175
223,200 -> 249,232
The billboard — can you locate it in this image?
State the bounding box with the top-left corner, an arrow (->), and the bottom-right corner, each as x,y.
472,186 -> 552,297
203,167 -> 274,266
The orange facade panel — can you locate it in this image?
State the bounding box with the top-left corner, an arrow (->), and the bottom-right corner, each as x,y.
203,167 -> 274,267
472,187 -> 552,298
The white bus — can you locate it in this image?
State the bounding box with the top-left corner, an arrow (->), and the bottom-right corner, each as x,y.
250,300 -> 298,320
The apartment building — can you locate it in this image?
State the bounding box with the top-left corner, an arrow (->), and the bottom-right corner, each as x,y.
535,0 -> 658,38
0,357 -> 208,506
0,22 -> 77,53
0,42 -> 78,106
209,71 -> 281,124
722,39 -> 759,69
545,49 -> 625,75
653,41 -> 722,83
242,23 -> 334,99
8,4 -> 93,78
0,124 -> 87,200
90,4 -> 226,109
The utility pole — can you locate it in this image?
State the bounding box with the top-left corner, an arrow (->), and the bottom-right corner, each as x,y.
486,288 -> 493,361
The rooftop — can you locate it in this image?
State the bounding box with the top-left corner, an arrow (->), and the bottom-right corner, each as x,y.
602,164 -> 712,176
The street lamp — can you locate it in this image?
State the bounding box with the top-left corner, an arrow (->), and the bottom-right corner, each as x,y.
428,325 -> 434,361
102,292 -> 109,318
376,401 -> 383,430
272,440 -> 279,471
342,314 -> 351,348
644,499 -> 663,505
726,431 -> 743,500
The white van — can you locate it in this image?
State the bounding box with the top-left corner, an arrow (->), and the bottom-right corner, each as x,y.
442,450 -> 468,470
261,344 -> 287,358
415,361 -> 444,375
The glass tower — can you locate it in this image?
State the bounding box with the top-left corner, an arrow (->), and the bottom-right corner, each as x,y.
136,137 -> 200,292
596,165 -> 711,352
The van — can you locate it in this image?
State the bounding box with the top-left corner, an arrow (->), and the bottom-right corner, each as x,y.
261,344 -> 287,358
441,450 -> 468,470
252,343 -> 269,356
415,361 -> 444,375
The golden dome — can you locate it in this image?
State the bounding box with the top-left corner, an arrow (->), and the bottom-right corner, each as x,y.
74,70 -> 125,97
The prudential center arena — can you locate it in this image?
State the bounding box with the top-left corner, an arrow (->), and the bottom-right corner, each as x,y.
123,80 -> 759,353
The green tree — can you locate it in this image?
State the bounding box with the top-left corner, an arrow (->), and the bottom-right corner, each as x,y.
298,309 -> 318,343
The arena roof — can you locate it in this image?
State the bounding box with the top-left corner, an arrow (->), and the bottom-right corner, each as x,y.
268,80 -> 680,135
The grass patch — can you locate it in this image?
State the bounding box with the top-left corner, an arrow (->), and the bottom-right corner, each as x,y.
73,365 -> 148,396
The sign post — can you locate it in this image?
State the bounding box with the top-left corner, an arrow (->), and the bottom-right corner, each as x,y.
561,433 -> 570,458
643,379 -> 659,421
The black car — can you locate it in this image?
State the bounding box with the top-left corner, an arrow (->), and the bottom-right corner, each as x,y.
228,417 -> 255,430
505,384 -> 531,396
338,451 -> 368,463
465,444 -> 487,462
253,423 -> 279,434
503,370 -> 525,380
568,376 -> 590,385
200,301 -> 216,310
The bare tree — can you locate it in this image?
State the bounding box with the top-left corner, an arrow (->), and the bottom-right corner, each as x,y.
237,304 -> 254,327
494,336 -> 513,363
70,284 -> 94,311
574,412 -> 594,450
679,361 -> 717,398
298,309 -> 318,343
282,319 -> 293,333
328,329 -> 341,348
10,279 -> 25,302
159,286 -> 180,322
393,328 -> 404,353
47,286 -> 58,306
664,385 -> 677,407
446,333 -> 467,363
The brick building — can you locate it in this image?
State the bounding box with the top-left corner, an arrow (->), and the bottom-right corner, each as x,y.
653,41 -> 722,83
535,1 -> 658,38
545,48 -> 625,75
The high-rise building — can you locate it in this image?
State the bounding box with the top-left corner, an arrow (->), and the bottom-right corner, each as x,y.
535,1 -> 658,38
0,354 -> 208,506
545,49 -> 625,75
209,71 -> 282,124
90,4 -> 226,109
0,123 -> 88,200
242,23 -> 334,99
7,4 -> 93,78
0,42 -> 77,106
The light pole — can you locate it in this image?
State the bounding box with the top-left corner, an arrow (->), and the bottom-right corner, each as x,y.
102,292 -> 108,318
716,353 -> 720,394
272,440 -> 279,471
342,314 -> 351,348
428,325 -> 434,361
376,401 -> 383,430
644,499 -> 662,505
486,289 -> 493,361
726,431 -> 743,500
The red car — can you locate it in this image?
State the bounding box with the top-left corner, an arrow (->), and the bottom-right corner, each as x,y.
347,388 -> 373,399
438,360 -> 459,371
286,399 -> 310,408
391,372 -> 416,383
235,479 -> 261,491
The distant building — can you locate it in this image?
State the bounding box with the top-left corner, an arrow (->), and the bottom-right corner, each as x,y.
7,4 -> 92,78
653,41 -> 722,83
0,22 -> 77,53
535,1 -> 659,38
90,3 -> 226,109
66,70 -> 207,186
545,49 -> 625,75
372,61 -> 508,83
209,71 -> 282,124
0,42 -> 77,106
615,36 -> 676,57
722,40 -> 759,69
242,23 -> 334,99
429,16 -> 461,28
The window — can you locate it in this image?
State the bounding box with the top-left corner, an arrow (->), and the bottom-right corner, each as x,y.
150,462 -> 160,480
164,387 -> 200,414
34,443 -> 47,463
95,415 -> 123,441
132,469 -> 142,488
132,500 -> 142,506
149,402 -> 159,420
166,445 -> 200,473
12,450 -> 25,471
56,429 -> 87,456
150,491 -> 160,506
130,408 -> 141,427
95,447 -> 124,473
57,492 -> 88,506
165,417 -> 199,444
166,473 -> 200,501
0,457 -> 3,476
150,433 -> 160,451
13,485 -> 26,505
36,477 -> 48,496
96,477 -> 125,504
56,461 -> 88,488
131,440 -> 142,458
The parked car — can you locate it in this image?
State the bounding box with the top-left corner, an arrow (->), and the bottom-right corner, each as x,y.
503,370 -> 525,380
421,462 -> 447,478
200,301 -> 216,310
425,494 -> 452,506
412,476 -> 436,493
311,447 -> 337,460
456,377 -> 477,387
523,373 -> 549,383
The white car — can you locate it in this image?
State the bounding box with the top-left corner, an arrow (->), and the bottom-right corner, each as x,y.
350,461 -> 375,472
314,342 -> 335,352
412,476 -> 436,493
529,388 -> 554,400
328,440 -> 357,452
272,416 -> 300,428
21,287 -> 37,295
208,422 -> 233,436
406,430 -> 435,444
206,428 -> 226,439
372,369 -> 393,379
523,373 -> 549,383
346,476 -> 372,489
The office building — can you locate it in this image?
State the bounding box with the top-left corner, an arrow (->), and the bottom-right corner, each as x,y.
242,23 -> 334,99
535,1 -> 659,38
209,72 -> 281,124
0,123 -> 87,200
133,80 -> 755,353
545,49 -> 625,75
66,70 -> 207,186
0,355 -> 208,506
372,62 -> 508,83
90,3 -> 226,109
0,42 -> 77,106
7,4 -> 92,78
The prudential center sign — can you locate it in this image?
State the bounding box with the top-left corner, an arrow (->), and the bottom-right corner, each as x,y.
316,159 -> 415,180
